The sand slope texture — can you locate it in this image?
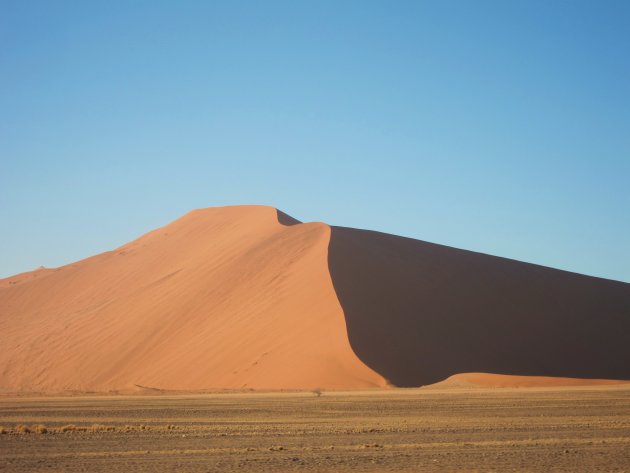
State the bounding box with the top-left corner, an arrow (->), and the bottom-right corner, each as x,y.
1,205 -> 629,392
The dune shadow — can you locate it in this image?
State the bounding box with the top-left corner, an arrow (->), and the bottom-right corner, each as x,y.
328,226 -> 630,387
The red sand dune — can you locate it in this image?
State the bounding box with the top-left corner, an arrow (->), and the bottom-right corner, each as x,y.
425,373 -> 628,389
1,205 -> 629,393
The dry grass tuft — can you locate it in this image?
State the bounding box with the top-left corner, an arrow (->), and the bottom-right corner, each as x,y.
15,424 -> 31,434
32,424 -> 48,434
7,422 -> 156,435
90,424 -> 116,432
59,424 -> 78,432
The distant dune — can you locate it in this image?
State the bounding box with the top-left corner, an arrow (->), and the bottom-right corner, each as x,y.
1,205 -> 629,393
425,373 -> 629,389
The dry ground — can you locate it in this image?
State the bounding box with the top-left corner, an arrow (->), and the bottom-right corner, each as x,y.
1,386 -> 629,472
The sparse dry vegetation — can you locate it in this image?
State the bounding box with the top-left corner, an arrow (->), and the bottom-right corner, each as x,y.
14,424 -> 30,434
0,388 -> 629,472
89,424 -> 116,432
32,424 -> 47,434
3,423 -> 158,435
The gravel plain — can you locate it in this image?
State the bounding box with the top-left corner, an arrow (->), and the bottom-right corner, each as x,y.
1,386 -> 629,472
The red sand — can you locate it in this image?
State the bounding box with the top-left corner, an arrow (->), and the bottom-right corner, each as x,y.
1,205 -> 628,393
427,372 -> 629,389
0,206 -> 385,392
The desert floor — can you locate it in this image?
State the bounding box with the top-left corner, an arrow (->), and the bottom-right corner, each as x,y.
1,386 -> 629,472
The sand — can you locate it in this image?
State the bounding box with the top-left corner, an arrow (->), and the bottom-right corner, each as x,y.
328,226 -> 630,386
1,205 -> 629,392
427,372 -> 630,388
0,206 -> 384,392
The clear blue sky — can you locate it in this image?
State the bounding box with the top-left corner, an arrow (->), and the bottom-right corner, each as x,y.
1,0 -> 629,282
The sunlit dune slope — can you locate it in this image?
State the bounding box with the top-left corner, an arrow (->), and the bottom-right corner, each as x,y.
425,372 -> 630,389
0,206 -> 386,392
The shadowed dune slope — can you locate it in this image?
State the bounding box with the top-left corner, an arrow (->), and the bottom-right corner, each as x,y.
328,227 -> 630,387
0,206 -> 385,392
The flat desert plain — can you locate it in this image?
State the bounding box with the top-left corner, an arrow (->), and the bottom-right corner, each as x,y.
2,386 -> 630,472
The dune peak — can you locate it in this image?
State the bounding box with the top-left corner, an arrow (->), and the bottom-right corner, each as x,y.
1,205 -> 629,393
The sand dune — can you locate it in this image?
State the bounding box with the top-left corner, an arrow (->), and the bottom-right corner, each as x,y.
0,206 -> 385,392
425,372 -> 630,389
328,227 -> 630,387
1,205 -> 629,392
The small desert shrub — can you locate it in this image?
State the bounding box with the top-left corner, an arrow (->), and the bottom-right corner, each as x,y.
15,424 -> 31,434
0,427 -> 7,434
312,388 -> 323,397
32,424 -> 47,434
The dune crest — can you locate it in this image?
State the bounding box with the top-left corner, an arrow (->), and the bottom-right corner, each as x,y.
0,206 -> 385,392
1,205 -> 629,393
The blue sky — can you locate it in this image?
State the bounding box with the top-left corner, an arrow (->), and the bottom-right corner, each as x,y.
1,0 -> 629,281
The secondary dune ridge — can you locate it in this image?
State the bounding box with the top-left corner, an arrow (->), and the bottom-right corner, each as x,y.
1,205 -> 629,393
425,373 -> 630,389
